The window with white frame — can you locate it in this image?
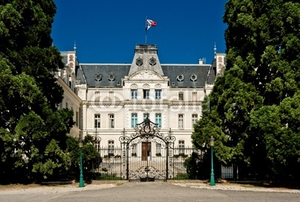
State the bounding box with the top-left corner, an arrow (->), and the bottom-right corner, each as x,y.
108,140 -> 114,155
178,114 -> 184,129
143,89 -> 150,99
192,92 -> 197,101
179,140 -> 185,154
155,89 -> 162,99
109,91 -> 114,101
131,89 -> 137,99
94,137 -> 101,153
109,114 -> 115,128
155,113 -> 162,127
132,144 -> 137,156
94,114 -> 101,128
156,143 -> 161,155
192,114 -> 198,127
131,113 -> 138,128
179,92 -> 184,101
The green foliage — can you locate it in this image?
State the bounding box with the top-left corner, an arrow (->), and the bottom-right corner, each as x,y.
173,173 -> 189,180
0,0 -> 74,184
192,0 -> 300,181
184,152 -> 210,180
66,135 -> 102,181
96,173 -> 123,181
249,91 -> 300,179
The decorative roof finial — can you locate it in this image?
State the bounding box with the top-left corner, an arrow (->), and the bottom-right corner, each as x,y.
214,42 -> 217,55
74,41 -> 77,52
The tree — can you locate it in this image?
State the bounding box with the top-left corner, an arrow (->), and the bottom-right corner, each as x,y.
192,0 -> 300,181
250,92 -> 300,180
0,0 -> 74,183
66,135 -> 101,182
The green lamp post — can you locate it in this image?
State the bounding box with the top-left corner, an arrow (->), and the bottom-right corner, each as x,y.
210,136 -> 215,186
79,140 -> 85,187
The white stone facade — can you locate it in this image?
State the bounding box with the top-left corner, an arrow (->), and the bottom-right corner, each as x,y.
57,45 -> 225,156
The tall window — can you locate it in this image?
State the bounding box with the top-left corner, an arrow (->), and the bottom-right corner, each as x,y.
192,92 -> 197,101
109,91 -> 114,101
178,114 -> 184,129
155,89 -> 162,99
109,114 -> 115,128
179,140 -> 185,154
94,137 -> 101,153
95,114 -> 101,128
192,114 -> 198,127
108,140 -> 114,155
131,89 -> 137,99
143,89 -> 150,99
156,143 -> 161,155
179,92 -> 184,101
131,113 -> 138,128
155,113 -> 162,127
132,144 -> 137,156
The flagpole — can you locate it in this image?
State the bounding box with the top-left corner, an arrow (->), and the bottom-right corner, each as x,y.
145,29 -> 148,44
145,16 -> 147,44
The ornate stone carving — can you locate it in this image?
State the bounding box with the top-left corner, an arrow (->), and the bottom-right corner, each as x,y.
130,70 -> 163,80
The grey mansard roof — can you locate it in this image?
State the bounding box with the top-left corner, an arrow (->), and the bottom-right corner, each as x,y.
62,44 -> 220,88
162,65 -> 213,87
75,63 -> 215,88
78,64 -> 131,87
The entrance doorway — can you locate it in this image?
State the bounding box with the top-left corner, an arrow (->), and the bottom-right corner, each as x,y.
142,142 -> 151,161
120,117 -> 176,181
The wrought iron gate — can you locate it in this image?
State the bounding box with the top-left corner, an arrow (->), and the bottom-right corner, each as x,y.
119,117 -> 176,181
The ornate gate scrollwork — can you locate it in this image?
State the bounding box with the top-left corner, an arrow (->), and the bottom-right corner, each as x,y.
119,117 -> 176,181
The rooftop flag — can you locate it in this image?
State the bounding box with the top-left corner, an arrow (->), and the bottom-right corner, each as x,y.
146,19 -> 157,31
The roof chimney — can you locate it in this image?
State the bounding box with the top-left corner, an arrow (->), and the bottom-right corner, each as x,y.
198,58 -> 205,65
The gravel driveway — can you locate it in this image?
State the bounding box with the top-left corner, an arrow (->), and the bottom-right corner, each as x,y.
0,181 -> 299,202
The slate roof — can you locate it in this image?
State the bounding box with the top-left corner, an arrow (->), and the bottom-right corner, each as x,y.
162,65 -> 212,88
76,63 -> 214,88
77,64 -> 131,88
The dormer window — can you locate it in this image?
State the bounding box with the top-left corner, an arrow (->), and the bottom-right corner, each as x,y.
190,73 -> 197,82
177,74 -> 184,82
95,73 -> 102,81
136,57 -> 143,66
108,73 -> 115,81
149,57 -> 157,66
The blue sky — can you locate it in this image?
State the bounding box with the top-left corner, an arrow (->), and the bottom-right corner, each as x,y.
51,0 -> 228,64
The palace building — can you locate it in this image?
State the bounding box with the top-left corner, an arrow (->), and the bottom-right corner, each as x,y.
56,44 -> 226,179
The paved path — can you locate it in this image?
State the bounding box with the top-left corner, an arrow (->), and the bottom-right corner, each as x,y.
0,181 -> 299,202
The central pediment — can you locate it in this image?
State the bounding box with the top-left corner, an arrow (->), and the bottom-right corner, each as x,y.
129,70 -> 164,80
